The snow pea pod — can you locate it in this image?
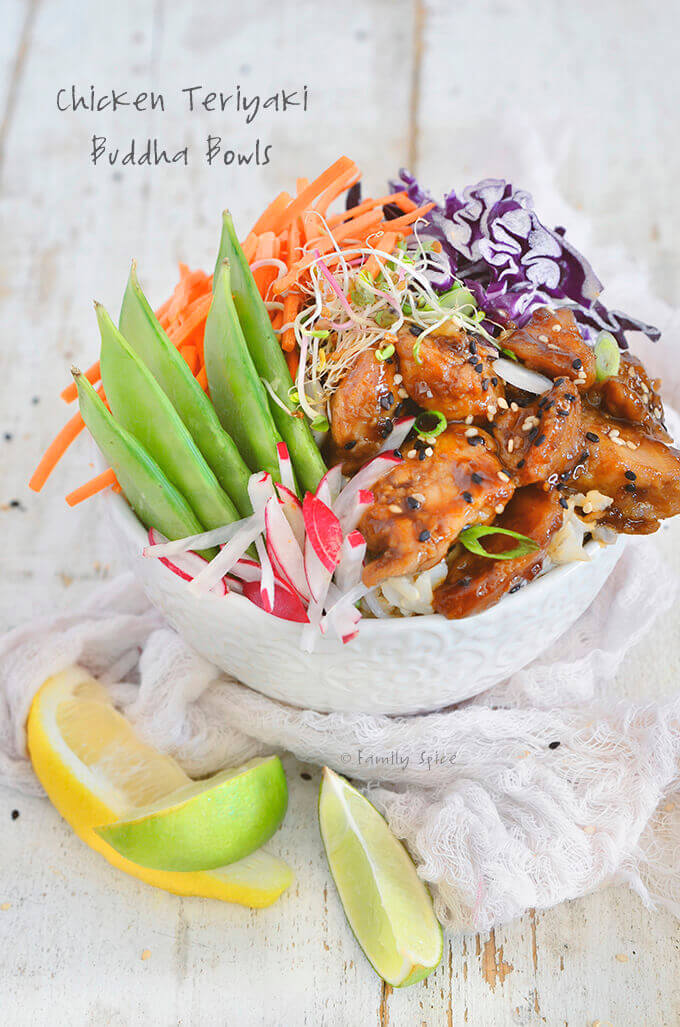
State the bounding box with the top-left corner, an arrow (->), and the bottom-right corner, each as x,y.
214,211 -> 326,493
118,263 -> 252,517
73,370 -> 210,549
97,304 -> 239,532
204,261 -> 281,481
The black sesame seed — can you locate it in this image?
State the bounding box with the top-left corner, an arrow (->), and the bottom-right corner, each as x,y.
572,359 -> 583,370
555,378 -> 565,386
379,419 -> 393,438
559,497 -> 569,509
468,356 -> 479,365
474,363 -> 483,374
564,393 -> 576,402
538,397 -> 548,409
556,409 -> 569,418
380,392 -> 394,410
457,576 -> 472,587
481,378 -> 489,391
509,583 -> 522,594
579,451 -> 589,463
11,809 -> 19,820
625,470 -> 636,481
300,771 -> 312,781
393,401 -> 405,418
344,440 -> 357,450
528,426 -> 539,441
409,324 -> 423,337
414,437 -> 426,451
625,483 -> 637,493
548,741 -> 561,750
418,449 -> 427,460
585,431 -> 599,443
544,401 -> 554,410
491,377 -> 498,387
469,340 -> 477,355
471,472 -> 483,484
406,496 -> 421,510
533,433 -> 546,447
393,449 -> 403,460
468,435 -> 483,446
419,529 -> 431,542
9,499 -> 21,508
517,458 -> 525,467
462,491 -> 473,504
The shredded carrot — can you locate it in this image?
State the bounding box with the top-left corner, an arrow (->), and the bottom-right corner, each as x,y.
314,167 -> 361,217
252,232 -> 278,298
296,178 -> 309,194
30,385 -> 106,492
285,348 -> 299,379
196,365 -> 208,390
326,191 -> 414,228
308,208 -> 383,252
251,192 -> 291,236
376,202 -> 436,234
363,232 -> 400,279
66,468 -> 118,507
281,291 -> 302,351
269,156 -> 357,235
241,233 -> 258,263
61,360 -> 100,403
178,344 -> 200,375
166,293 -> 212,348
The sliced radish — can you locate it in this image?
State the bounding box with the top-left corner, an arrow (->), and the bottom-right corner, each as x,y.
276,441 -> 297,494
303,493 -> 343,574
332,453 -> 401,525
378,415 -> 416,455
275,484 -> 305,550
254,535 -> 275,614
143,521 -> 242,558
230,557 -> 262,583
264,496 -> 310,601
188,516 -> 263,595
334,530 -> 367,592
315,465 -> 344,506
336,488 -> 374,534
147,529 -> 228,596
304,534 -> 333,603
248,471 -> 276,516
241,578 -> 309,623
492,357 -> 552,394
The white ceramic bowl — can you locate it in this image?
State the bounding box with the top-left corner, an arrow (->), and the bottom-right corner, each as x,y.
106,487 -> 624,715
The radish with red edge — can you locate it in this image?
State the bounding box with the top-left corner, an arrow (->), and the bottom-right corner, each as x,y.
188,516 -> 263,595
264,497 -> 310,601
231,557 -> 262,583
147,529 -> 228,596
254,534 -> 275,613
143,520 -> 242,558
241,578 -> 309,623
275,484 -> 305,550
334,530 -> 366,592
315,465 -> 344,507
302,493 -> 343,574
336,488 -> 374,534
276,441 -> 297,495
332,452 -> 401,525
378,415 -> 416,455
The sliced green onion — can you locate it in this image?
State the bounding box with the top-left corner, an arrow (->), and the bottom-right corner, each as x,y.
288,387 -> 300,405
439,286 -> 475,311
374,309 -> 397,328
415,410 -> 447,438
459,524 -> 540,561
311,415 -> 330,432
594,331 -> 620,381
376,343 -> 395,361
306,329 -> 330,339
500,347 -> 519,363
412,338 -> 423,364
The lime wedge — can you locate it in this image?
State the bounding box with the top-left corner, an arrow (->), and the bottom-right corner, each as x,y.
97,755 -> 288,872
318,767 -> 442,987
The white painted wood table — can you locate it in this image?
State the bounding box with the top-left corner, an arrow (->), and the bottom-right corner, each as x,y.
2,1 -> 680,1022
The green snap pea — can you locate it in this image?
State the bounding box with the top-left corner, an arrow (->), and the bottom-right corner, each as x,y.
97,303 -> 239,532
118,263 -> 252,517
214,211 -> 327,493
204,261 -> 282,481
73,370 -> 210,550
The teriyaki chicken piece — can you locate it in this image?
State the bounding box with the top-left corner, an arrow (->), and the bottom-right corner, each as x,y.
325,347 -> 402,473
499,307 -> 596,389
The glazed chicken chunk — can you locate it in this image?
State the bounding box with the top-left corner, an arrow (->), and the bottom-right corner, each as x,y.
492,379 -> 586,486
359,425 -> 515,587
326,347 -> 402,473
433,486 -> 564,619
587,351 -> 669,441
395,325 -> 504,423
500,307 -> 596,389
571,408 -> 680,534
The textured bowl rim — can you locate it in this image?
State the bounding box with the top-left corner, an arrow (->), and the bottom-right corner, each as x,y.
105,482 -> 621,636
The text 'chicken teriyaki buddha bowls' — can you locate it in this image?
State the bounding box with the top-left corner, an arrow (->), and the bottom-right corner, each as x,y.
31,156 -> 680,649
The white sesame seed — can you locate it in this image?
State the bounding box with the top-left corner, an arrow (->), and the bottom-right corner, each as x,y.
508,439 -> 514,453
497,397 -> 509,410
552,324 -> 561,332
425,446 -> 434,457
412,493 -> 426,503
465,428 -> 477,437
407,449 -> 417,458
465,414 -> 474,425
388,504 -> 401,514
612,436 -> 625,447
398,388 -> 409,399
498,471 -> 510,482
610,428 -> 620,438
626,440 -> 637,450
393,374 -> 403,384
495,504 -> 505,514
538,334 -> 549,342
510,402 -> 519,412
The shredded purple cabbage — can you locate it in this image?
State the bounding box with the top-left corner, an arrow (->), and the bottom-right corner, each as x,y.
390,170 -> 660,348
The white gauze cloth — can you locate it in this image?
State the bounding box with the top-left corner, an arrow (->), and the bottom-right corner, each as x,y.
3,149 -> 680,933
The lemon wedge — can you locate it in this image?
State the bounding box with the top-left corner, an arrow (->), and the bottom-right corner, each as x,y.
27,666 -> 292,907
319,767 -> 442,986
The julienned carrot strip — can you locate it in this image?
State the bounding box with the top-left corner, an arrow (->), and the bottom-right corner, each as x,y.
313,167 -> 362,217
250,192 -> 291,235
196,365 -> 208,390
166,293 -> 212,347
61,359 -> 100,403
271,309 -> 283,331
288,222 -> 301,266
269,156 -> 357,235
252,232 -> 277,297
281,291 -> 301,352
377,202 -> 436,233
30,384 -> 106,492
273,249 -> 352,295
285,348 -> 299,379
178,344 -> 200,374
65,468 -> 118,507
308,208 -> 383,251
326,191 -> 414,228
296,178 -> 309,194
364,233 -> 399,279
241,232 -> 258,263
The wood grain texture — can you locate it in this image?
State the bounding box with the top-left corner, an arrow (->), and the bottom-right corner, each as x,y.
1,0 -> 680,1023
